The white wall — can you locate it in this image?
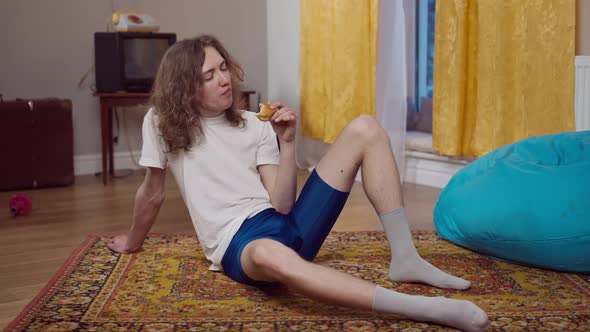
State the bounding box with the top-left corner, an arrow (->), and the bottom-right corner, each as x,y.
0,0 -> 267,174
267,0 -> 333,169
0,1 -> 122,159
267,0 -> 300,109
267,0 -> 309,167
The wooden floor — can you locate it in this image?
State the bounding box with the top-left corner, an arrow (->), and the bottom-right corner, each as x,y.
0,169 -> 441,328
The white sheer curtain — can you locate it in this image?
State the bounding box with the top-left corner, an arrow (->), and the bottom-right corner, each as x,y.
273,0 -> 412,181
375,0 -> 412,182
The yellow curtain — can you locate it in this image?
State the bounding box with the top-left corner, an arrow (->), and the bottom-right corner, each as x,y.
433,0 -> 575,157
300,0 -> 378,143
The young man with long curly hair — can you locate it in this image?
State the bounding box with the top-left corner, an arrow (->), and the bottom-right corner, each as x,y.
108,35 -> 488,332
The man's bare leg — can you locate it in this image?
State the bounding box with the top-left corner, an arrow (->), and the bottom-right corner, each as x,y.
241,239 -> 488,332
315,115 -> 470,289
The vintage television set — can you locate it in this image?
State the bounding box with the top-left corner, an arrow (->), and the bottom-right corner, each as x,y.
94,32 -> 176,93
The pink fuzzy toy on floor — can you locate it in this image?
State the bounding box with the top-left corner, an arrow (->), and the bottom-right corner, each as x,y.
9,194 -> 33,217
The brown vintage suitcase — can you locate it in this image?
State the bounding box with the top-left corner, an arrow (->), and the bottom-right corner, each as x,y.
0,97 -> 74,191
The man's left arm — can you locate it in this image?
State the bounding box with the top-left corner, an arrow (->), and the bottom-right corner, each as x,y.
258,104 -> 298,214
259,141 -> 297,214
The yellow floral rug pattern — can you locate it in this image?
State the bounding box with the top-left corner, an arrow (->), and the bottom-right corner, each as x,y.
6,232 -> 590,331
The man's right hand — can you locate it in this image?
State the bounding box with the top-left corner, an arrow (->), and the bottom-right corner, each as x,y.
107,234 -> 139,254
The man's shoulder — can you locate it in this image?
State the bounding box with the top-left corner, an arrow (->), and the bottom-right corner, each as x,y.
144,107 -> 161,124
242,110 -> 257,120
240,110 -> 264,130
145,107 -> 156,118
141,107 -> 163,135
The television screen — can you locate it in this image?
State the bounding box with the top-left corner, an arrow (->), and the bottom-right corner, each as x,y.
123,38 -> 170,79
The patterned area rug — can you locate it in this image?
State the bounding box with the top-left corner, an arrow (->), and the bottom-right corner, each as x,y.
6,232 -> 590,331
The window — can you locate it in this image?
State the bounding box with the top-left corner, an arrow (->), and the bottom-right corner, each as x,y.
416,0 -> 436,110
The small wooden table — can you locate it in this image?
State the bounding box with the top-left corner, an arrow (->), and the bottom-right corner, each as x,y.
95,90 -> 256,185
94,93 -> 148,185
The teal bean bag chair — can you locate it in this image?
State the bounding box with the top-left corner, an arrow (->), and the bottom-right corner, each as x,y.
434,131 -> 590,273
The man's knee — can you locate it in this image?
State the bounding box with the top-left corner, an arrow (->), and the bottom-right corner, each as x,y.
245,239 -> 300,278
345,115 -> 388,144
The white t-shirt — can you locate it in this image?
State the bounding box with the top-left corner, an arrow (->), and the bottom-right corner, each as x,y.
139,109 -> 280,270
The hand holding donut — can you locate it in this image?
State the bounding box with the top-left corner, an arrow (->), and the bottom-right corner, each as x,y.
257,102 -> 297,143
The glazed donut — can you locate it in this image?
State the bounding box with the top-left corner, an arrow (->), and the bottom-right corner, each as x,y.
256,102 -> 278,122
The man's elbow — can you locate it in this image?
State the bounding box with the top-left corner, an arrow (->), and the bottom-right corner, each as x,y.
148,191 -> 165,208
138,185 -> 165,208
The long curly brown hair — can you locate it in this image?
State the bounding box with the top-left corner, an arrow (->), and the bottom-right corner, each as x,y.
149,35 -> 245,153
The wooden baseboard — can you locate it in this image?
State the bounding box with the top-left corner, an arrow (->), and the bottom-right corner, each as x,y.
74,149 -> 464,190
404,151 -> 467,188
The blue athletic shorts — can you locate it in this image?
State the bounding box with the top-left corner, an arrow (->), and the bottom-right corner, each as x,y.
221,169 -> 350,285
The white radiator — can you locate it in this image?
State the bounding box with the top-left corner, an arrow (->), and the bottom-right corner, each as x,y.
576,56 -> 590,131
